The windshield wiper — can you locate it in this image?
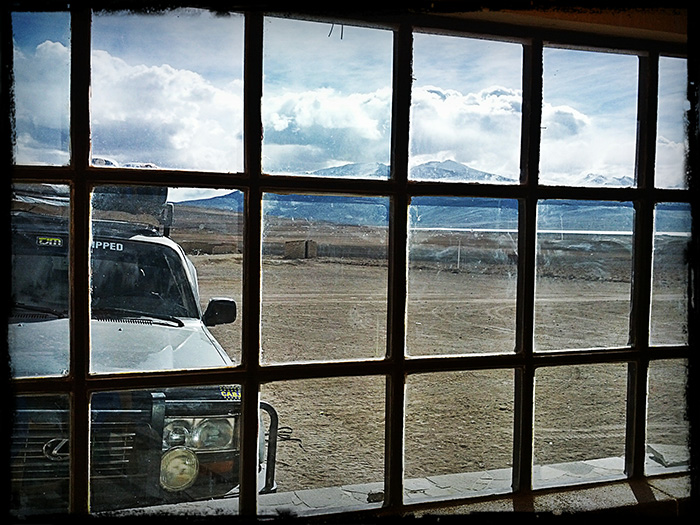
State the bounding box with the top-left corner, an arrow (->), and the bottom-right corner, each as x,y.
12,302 -> 68,318
91,307 -> 185,327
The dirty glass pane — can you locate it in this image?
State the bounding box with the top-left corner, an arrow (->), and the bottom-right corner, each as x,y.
656,56 -> 688,190
10,183 -> 71,378
404,370 -> 514,504
89,185 -> 242,374
407,197 -> 518,356
259,377 -> 385,515
533,364 -> 627,489
261,193 -> 389,364
167,187 -> 244,364
262,17 -> 392,177
11,395 -> 71,517
650,202 -> 691,345
646,359 -> 690,474
535,200 -> 634,351
91,9 -> 244,172
11,12 -> 70,166
540,48 -> 638,187
410,33 -> 522,183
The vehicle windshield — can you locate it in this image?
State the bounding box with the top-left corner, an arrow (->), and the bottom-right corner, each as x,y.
11,225 -> 200,321
12,231 -> 69,315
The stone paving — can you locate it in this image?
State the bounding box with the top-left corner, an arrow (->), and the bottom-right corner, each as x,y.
102,446 -> 690,518
256,456 -> 624,516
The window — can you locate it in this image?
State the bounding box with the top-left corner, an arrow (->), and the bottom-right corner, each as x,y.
7,4 -> 692,518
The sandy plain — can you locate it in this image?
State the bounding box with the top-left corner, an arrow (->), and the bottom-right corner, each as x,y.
171,204 -> 690,494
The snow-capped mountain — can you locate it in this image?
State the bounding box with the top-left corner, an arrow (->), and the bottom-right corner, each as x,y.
555,172 -> 636,188
409,159 -> 516,183
177,160 -> 689,232
303,162 -> 390,179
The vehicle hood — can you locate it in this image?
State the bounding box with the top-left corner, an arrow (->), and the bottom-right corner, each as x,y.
8,317 -> 232,377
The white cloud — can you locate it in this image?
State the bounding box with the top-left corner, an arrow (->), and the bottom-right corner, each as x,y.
265,88 -> 388,139
408,85 -> 523,177
12,40 -> 70,165
261,87 -> 392,173
13,37 -> 686,189
655,135 -> 687,188
541,104 -> 591,138
539,100 -> 638,184
14,132 -> 69,166
90,50 -> 244,172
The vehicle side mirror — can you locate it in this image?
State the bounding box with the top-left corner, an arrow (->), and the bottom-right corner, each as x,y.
203,298 -> 237,326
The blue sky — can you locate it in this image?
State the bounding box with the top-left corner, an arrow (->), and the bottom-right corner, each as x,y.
11,9 -> 688,191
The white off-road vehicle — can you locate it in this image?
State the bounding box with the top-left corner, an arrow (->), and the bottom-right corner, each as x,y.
9,184 -> 278,515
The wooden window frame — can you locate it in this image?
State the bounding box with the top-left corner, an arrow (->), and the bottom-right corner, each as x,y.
6,3 -> 693,517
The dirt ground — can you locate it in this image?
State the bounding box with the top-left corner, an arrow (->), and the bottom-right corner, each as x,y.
172,206 -> 690,494
191,255 -> 689,493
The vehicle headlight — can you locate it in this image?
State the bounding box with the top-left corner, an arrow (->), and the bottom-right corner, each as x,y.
190,418 -> 234,449
163,420 -> 191,448
162,417 -> 238,451
160,447 -> 199,491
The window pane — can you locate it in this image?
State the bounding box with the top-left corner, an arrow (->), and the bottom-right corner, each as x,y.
91,9 -> 244,172
540,48 -> 638,187
533,364 -> 627,489
11,395 -> 70,517
407,197 -> 518,356
410,33 -> 522,183
261,193 -> 388,364
11,12 -> 70,166
10,183 -> 71,378
646,359 -> 690,474
262,17 -> 393,177
535,200 -> 634,351
650,202 -> 691,345
404,370 -> 513,504
259,377 -> 385,515
167,187 -> 244,363
89,186 -> 241,374
86,385 -> 278,514
656,57 -> 688,189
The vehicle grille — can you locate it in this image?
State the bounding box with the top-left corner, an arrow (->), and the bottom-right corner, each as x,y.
91,424 -> 141,477
11,391 -> 257,514
11,421 -> 147,482
11,420 -> 70,482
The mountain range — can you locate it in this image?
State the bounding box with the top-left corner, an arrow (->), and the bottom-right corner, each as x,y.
178,160 -> 690,233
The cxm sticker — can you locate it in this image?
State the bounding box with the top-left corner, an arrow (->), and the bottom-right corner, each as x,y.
37,236 -> 63,247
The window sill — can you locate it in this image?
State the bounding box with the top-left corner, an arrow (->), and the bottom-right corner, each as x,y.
102,471 -> 691,518
414,473 -> 692,517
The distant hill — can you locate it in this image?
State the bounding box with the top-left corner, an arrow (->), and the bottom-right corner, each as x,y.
410,159 -> 515,183
177,161 -> 690,233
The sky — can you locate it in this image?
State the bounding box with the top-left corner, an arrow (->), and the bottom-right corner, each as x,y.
11,9 -> 689,194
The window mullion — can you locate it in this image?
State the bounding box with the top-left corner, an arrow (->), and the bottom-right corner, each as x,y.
625,52 -> 659,478
68,5 -> 92,515
384,22 -> 412,510
239,10 -> 264,518
512,38 -> 543,494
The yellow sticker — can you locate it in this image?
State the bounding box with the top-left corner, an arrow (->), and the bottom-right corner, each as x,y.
220,386 -> 241,401
37,236 -> 63,247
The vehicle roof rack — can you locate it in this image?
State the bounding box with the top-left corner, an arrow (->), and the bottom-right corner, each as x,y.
12,183 -> 174,237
